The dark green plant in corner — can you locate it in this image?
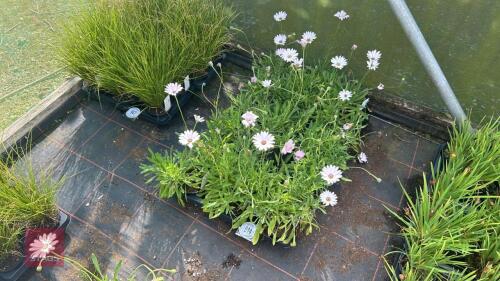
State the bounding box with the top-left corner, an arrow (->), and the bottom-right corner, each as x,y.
384,118 -> 499,281
59,0 -> 235,108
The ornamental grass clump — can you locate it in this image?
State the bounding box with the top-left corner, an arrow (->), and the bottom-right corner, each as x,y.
0,148 -> 61,263
385,118 -> 500,281
59,0 -> 234,108
142,11 -> 381,246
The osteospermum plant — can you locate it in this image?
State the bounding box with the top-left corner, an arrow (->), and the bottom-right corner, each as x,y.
143,10 -> 381,246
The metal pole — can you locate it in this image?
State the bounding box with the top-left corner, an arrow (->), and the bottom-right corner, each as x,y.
387,0 -> 467,124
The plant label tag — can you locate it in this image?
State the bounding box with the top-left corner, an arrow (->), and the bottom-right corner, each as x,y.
235,222 -> 256,242
164,96 -> 172,112
125,107 -> 141,120
184,75 -> 190,92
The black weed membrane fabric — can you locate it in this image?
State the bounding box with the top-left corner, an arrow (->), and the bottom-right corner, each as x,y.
3,57 -> 443,280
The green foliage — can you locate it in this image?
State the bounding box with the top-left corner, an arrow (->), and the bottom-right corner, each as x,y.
0,147 -> 60,262
142,55 -> 370,246
62,253 -> 175,281
385,118 -> 500,281
0,224 -> 22,264
59,0 -> 235,108
141,149 -> 201,206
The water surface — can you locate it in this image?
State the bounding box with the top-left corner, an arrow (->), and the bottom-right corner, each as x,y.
231,0 -> 500,120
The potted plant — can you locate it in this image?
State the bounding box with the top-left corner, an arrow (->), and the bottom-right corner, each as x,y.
0,149 -> 70,281
58,0 -> 235,125
385,118 -> 499,281
141,11 -> 383,246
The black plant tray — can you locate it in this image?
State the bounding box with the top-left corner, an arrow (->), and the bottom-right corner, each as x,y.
86,56 -> 225,126
0,210 -> 71,281
184,182 -> 342,246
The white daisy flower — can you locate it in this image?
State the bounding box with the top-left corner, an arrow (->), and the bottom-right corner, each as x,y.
377,83 -> 385,90
275,48 -> 286,57
334,10 -> 349,21
291,58 -> 304,68
301,31 -> 317,45
351,44 -> 358,50
320,190 -> 338,207
252,131 -> 275,151
331,56 -> 348,69
274,11 -> 287,22
164,82 -> 183,96
342,123 -> 353,131
241,111 -> 258,128
367,59 -> 380,71
361,98 -> 370,109
321,165 -> 343,185
278,48 -> 299,62
338,89 -> 353,101
194,114 -> 205,123
179,130 -> 200,149
367,50 -> 382,61
261,80 -> 272,88
274,34 -> 287,46
358,152 -> 368,163
281,139 -> 295,155
298,39 -> 308,48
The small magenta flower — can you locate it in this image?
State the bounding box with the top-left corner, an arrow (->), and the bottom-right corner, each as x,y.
250,76 -> 258,83
281,139 -> 295,155
294,150 -> 305,161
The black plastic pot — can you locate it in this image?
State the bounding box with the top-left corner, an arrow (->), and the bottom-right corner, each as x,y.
0,210 -> 71,281
85,56 -> 225,126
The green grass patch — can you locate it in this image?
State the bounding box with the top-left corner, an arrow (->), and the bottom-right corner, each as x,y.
385,118 -> 500,281
58,0 -> 235,108
0,147 -> 61,262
